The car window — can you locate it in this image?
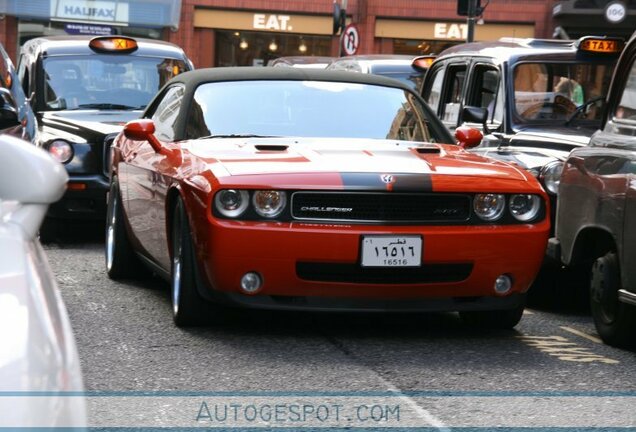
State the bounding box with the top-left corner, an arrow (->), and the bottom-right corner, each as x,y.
513,62 -> 613,123
187,80 -> 451,143
151,85 -> 185,142
423,66 -> 444,111
42,55 -> 187,111
614,59 -> 636,123
441,65 -> 467,126
468,65 -> 499,116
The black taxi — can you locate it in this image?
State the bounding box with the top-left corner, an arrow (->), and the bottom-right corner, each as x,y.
549,32 -> 636,348
17,35 -> 193,234
420,36 -> 623,231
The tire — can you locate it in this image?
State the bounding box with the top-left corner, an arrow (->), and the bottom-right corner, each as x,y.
105,179 -> 139,279
39,218 -> 61,244
171,197 -> 209,327
460,305 -> 525,329
590,252 -> 636,348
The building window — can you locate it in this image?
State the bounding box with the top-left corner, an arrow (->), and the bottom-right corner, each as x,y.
393,39 -> 461,56
215,30 -> 331,67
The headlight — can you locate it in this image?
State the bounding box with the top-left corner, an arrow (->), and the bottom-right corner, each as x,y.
509,194 -> 542,222
47,140 -> 74,164
252,190 -> 286,218
473,193 -> 506,221
539,161 -> 564,195
214,189 -> 249,218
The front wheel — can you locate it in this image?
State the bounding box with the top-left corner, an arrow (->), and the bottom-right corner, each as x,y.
590,252 -> 636,348
171,197 -> 209,327
459,305 -> 524,329
105,179 -> 141,279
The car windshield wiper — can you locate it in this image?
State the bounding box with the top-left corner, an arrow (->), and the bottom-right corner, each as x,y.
196,134 -> 278,139
564,96 -> 605,126
75,103 -> 144,110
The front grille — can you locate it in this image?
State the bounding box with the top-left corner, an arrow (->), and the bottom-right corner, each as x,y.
291,192 -> 471,222
296,262 -> 473,284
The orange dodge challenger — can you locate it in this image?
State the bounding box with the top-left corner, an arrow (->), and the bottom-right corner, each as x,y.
106,68 -> 549,327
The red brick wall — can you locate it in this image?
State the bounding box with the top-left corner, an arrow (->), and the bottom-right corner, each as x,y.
0,16 -> 18,63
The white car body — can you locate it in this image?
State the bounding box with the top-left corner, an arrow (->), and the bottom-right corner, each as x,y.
0,136 -> 86,428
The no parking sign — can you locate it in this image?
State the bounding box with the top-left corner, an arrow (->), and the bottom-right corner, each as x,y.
341,24 -> 360,56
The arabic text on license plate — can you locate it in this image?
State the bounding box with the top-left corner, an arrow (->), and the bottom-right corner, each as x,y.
361,236 -> 422,267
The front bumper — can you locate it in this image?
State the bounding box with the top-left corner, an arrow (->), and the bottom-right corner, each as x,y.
191,218 -> 550,310
47,174 -> 109,220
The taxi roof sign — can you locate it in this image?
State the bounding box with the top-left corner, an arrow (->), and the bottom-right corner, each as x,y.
89,36 -> 138,54
576,36 -> 624,54
412,55 -> 436,71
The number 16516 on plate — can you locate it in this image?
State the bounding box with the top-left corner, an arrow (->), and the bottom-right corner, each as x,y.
361,235 -> 422,267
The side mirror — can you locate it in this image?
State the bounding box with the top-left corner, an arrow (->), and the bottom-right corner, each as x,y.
0,135 -> 68,238
0,87 -> 20,129
462,106 -> 488,124
0,104 -> 19,129
124,118 -> 156,141
123,119 -> 181,163
123,119 -> 166,155
455,126 -> 483,149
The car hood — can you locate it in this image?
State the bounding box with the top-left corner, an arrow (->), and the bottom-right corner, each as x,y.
471,146 -> 565,171
186,137 -> 534,191
40,110 -> 141,139
509,126 -> 594,151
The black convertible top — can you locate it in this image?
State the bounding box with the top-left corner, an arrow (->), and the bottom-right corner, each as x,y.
164,66 -> 414,91
144,66 -> 453,144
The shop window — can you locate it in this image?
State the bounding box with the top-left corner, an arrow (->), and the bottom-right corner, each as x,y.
393,39 -> 461,56
215,30 -> 331,67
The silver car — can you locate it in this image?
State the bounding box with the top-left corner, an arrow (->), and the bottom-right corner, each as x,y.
0,135 -> 86,428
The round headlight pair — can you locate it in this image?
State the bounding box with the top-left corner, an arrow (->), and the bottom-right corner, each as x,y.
539,161 -> 564,195
47,140 -> 74,164
214,189 -> 286,218
473,193 -> 541,222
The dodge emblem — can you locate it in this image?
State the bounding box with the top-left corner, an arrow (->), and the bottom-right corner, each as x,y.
381,174 -> 394,184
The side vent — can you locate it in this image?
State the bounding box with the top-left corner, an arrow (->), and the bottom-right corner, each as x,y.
255,144 -> 288,152
413,146 -> 440,154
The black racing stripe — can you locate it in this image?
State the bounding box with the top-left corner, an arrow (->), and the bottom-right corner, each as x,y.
340,172 -> 433,192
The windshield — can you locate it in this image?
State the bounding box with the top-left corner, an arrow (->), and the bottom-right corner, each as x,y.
186,80 -> 450,143
43,55 -> 187,111
513,62 -> 613,124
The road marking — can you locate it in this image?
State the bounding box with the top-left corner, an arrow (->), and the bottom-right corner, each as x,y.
375,374 -> 451,431
560,326 -> 603,344
517,335 -> 619,364
326,336 -> 449,430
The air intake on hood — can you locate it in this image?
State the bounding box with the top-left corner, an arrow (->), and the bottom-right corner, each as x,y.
255,144 -> 288,152
413,145 -> 440,154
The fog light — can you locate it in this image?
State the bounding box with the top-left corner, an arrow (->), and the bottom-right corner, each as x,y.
494,275 -> 512,294
240,272 -> 262,294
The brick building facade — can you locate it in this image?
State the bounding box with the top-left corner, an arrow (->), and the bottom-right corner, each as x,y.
0,0 -> 555,65
165,0 -> 554,68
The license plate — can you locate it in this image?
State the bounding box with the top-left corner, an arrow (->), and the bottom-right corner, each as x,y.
361,235 -> 422,267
